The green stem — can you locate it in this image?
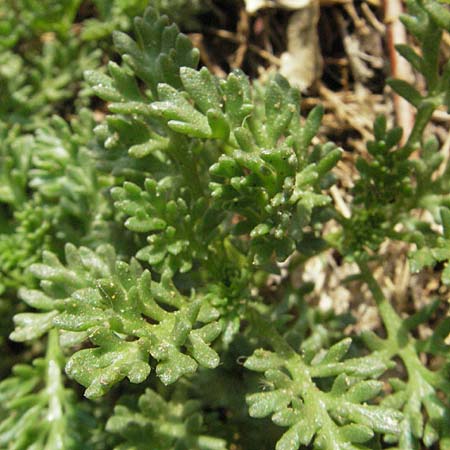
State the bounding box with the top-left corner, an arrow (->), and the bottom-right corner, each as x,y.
247,305 -> 294,358
44,329 -> 66,449
399,344 -> 450,393
357,259 -> 403,340
403,101 -> 437,153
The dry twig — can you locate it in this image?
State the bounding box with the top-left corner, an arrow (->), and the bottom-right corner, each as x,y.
204,27 -> 281,66
231,7 -> 250,69
189,33 -> 227,77
384,0 -> 415,147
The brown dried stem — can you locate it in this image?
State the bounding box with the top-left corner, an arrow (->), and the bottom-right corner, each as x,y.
384,0 -> 415,149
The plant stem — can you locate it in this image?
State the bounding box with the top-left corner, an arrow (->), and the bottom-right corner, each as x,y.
45,329 -> 66,449
357,259 -> 403,340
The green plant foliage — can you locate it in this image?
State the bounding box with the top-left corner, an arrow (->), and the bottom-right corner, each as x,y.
0,124 -> 32,209
8,0 -> 81,38
409,207 -> 450,284
244,313 -> 402,450
0,201 -> 51,295
81,0 -> 149,41
388,0 -> 450,149
358,263 -> 450,449
0,0 -> 79,49
337,113 -> 450,261
1,0 -> 449,449
27,110 -> 114,245
0,330 -> 95,449
14,244 -> 222,398
153,0 -> 213,30
0,40 -> 101,129
85,9 -> 340,269
81,0 -> 210,41
0,110 -> 112,298
107,387 -> 227,449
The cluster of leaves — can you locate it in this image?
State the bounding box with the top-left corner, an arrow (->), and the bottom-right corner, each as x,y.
0,330 -> 95,449
107,387 -> 227,450
0,1 -> 449,449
